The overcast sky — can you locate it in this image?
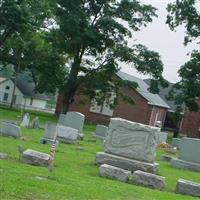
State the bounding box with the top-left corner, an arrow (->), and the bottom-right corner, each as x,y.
121,0 -> 198,83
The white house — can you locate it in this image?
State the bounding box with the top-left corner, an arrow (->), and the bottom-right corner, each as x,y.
0,77 -> 49,110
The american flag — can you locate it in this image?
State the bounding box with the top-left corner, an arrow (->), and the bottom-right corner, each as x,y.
47,125 -> 58,172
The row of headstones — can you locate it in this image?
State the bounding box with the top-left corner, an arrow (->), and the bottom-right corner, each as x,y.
0,114 -> 40,138
94,118 -> 200,198
99,164 -> 200,197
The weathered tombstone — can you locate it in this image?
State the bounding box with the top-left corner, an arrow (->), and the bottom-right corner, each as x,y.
172,138 -> 181,148
171,137 -> 200,172
57,125 -> 79,144
176,179 -> 200,197
30,117 -> 40,129
20,113 -> 30,127
58,112 -> 85,139
95,118 -> 160,174
132,170 -> 165,190
99,164 -> 131,183
40,123 -> 58,145
21,149 -> 50,166
1,121 -> 21,138
93,125 -> 108,139
157,132 -> 168,144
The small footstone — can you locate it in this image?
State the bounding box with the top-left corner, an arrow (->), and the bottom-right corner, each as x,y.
99,164 -> 131,182
0,153 -> 8,160
160,154 -> 173,162
176,179 -> 200,197
21,149 -> 50,166
132,170 -> 165,190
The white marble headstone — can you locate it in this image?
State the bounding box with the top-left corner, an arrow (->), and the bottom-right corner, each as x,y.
20,113 -> 30,127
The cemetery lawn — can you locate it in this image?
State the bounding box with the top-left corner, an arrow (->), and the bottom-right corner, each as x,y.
0,108 -> 200,200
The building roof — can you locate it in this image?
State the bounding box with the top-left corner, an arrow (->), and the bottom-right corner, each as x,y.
14,78 -> 49,101
144,79 -> 183,112
116,71 -> 170,109
0,76 -> 49,101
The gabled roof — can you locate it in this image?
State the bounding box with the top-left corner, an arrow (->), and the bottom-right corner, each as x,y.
14,78 -> 49,101
0,76 -> 49,101
116,71 -> 170,109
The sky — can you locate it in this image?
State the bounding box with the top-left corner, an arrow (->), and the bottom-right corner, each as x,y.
121,0 -> 198,83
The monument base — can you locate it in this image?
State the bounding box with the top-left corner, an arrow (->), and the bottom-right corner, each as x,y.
171,158 -> 200,172
95,152 -> 159,174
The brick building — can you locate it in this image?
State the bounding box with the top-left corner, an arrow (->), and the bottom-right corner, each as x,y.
180,99 -> 200,138
56,71 -> 169,127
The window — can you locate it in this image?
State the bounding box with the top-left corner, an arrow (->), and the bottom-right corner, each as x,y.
3,93 -> 9,101
5,86 -> 10,90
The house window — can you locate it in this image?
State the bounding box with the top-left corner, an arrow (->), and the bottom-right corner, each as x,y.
30,98 -> 33,106
3,93 -> 9,101
5,86 -> 10,90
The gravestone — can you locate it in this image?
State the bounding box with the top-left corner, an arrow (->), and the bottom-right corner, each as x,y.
176,179 -> 200,197
99,164 -> 131,183
1,121 -> 21,138
171,137 -> 200,172
21,149 -> 50,166
132,170 -> 165,190
57,125 -> 79,144
30,117 -> 40,129
40,123 -> 58,145
20,113 -> 30,127
59,112 -> 85,139
179,137 -> 200,164
93,125 -> 108,139
157,132 -> 168,144
96,118 -> 160,174
172,138 -> 181,148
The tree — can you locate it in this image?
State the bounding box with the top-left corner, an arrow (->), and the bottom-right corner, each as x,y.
0,0 -> 63,108
167,0 -> 200,112
44,0 -> 167,113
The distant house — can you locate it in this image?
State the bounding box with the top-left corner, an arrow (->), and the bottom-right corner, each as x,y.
0,76 -> 49,110
56,71 -> 170,126
180,99 -> 200,138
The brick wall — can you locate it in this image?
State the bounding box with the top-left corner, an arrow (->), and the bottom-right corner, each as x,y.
56,87 -> 167,126
180,100 -> 200,138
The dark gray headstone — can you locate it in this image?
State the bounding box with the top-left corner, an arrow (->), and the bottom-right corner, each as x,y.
179,137 -> 200,164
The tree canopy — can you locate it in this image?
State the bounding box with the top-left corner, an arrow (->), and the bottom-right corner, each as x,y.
41,0 -> 167,113
167,0 -> 200,111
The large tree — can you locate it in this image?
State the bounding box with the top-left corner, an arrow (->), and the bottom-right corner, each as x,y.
167,0 -> 200,111
44,0 -> 167,113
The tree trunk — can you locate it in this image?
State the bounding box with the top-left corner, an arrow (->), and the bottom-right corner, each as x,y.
61,56 -> 81,114
10,63 -> 20,109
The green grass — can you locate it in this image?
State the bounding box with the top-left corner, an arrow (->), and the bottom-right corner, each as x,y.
0,108 -> 200,200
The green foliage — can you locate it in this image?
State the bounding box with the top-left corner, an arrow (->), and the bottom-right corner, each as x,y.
167,0 -> 200,111
45,0 -> 166,112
